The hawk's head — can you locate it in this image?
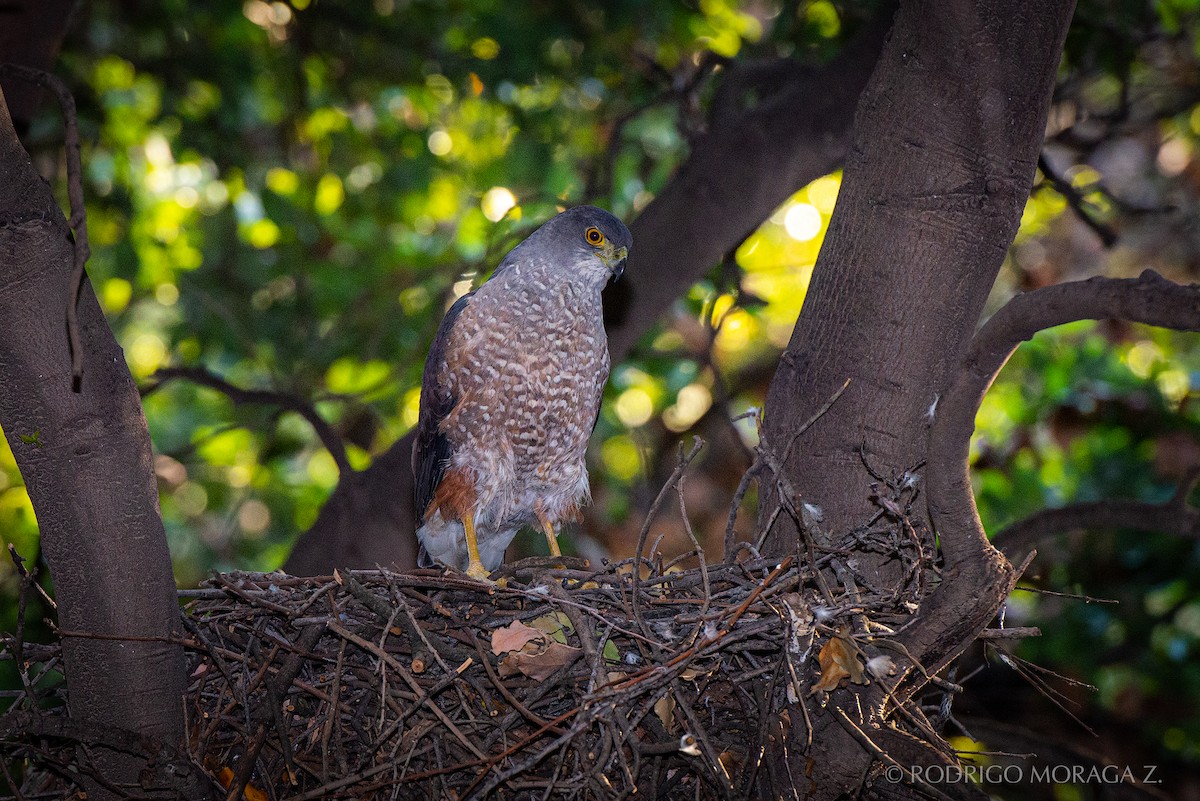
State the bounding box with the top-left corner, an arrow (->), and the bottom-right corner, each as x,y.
501,205 -> 631,287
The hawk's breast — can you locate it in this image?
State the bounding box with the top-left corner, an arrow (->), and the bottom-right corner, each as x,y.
438,279 -> 608,521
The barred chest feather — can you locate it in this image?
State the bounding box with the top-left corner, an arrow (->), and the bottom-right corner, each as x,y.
438,276 -> 608,528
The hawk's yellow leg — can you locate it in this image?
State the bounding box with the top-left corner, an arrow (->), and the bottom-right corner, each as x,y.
535,508 -> 562,558
462,513 -> 491,582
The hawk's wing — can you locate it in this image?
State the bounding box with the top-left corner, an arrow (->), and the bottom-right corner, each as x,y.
412,292 -> 474,558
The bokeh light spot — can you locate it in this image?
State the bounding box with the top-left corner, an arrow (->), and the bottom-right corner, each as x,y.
601,436 -> 641,482
481,186 -> 517,222
402,387 -> 422,429
246,218 -> 280,248
615,388 -> 654,427
238,499 -> 271,536
807,174 -> 841,213
129,333 -> 167,376
663,383 -> 713,432
266,167 -> 299,195
102,277 -> 133,313
427,130 -> 453,156
783,203 -> 822,241
314,173 -> 345,215
472,37 -> 500,60
1124,341 -> 1161,379
174,481 -> 208,516
156,283 -> 180,306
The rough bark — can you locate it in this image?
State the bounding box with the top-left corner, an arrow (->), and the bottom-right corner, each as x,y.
0,88 -> 185,798
756,1 -> 1075,797
285,16 -> 893,575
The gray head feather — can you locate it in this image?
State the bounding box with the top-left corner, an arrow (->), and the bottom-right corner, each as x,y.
494,206 -> 632,285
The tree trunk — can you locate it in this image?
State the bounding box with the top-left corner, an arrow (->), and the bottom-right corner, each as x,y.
756,1 -> 1075,797
0,87 -> 185,799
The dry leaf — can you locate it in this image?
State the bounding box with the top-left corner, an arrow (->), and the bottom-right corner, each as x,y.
811,632 -> 867,693
654,693 -> 677,732
679,664 -> 716,682
530,612 -> 573,643
499,641 -> 582,681
491,620 -> 545,655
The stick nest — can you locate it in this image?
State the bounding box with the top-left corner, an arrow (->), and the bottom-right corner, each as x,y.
0,552 -> 879,800
3,511 -> 936,801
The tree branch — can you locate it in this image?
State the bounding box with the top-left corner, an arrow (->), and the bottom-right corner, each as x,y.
1035,153 -> 1118,247
908,271 -> 1200,684
993,467 -> 1200,562
147,365 -> 352,476
0,85 -> 185,800
929,270 -> 1200,574
0,710 -> 219,800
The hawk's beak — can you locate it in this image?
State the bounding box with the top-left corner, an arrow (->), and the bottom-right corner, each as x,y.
603,245 -> 628,282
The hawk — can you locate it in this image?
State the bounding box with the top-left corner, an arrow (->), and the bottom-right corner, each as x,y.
412,206 -> 632,580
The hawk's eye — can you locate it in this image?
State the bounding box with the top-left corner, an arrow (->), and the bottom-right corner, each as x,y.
584,226 -> 605,247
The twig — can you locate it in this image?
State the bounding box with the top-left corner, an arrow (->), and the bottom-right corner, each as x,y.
325,620 -> 487,762
723,458 -> 762,559
224,625 -> 323,801
830,706 -> 961,801
0,757 -> 26,801
1010,585 -> 1118,604
779,377 -> 852,468
632,437 -> 704,638
989,645 -> 1097,737
674,446 -> 712,624
977,627 -> 1040,639
1035,154 -> 1118,247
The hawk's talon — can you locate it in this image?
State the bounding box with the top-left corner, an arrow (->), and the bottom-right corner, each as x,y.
465,560 -> 494,584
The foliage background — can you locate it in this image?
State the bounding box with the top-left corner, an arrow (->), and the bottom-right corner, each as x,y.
2,0 -> 1200,795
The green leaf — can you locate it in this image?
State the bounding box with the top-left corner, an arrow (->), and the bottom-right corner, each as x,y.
18,431 -> 43,449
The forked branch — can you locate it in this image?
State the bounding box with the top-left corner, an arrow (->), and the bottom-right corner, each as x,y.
146,365 -> 352,475
902,271 -> 1200,680
929,270 -> 1200,571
